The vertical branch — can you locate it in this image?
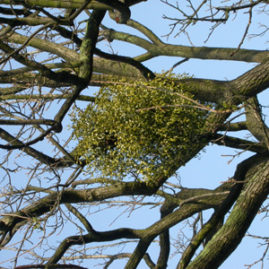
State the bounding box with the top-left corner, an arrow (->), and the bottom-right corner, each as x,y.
54,9 -> 106,127
155,206 -> 172,269
245,96 -> 269,149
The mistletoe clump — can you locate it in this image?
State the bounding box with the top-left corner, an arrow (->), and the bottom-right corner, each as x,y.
72,74 -> 208,181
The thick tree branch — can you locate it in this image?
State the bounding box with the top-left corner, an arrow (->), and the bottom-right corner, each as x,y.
126,19 -> 162,45
0,181 -> 233,249
125,154 -> 269,267
47,227 -> 141,264
187,155 -> 269,269
177,170 -> 246,269
218,121 -> 248,132
102,27 -> 269,63
94,48 -> 155,79
3,32 -> 79,62
245,96 -> 269,148
118,185 -> 233,268
231,60 -> 269,98
0,93 -> 95,102
0,1 -> 268,267
14,265 -> 87,269
125,239 -> 153,269
155,206 -> 172,269
0,0 -> 121,10
212,133 -> 268,153
0,40 -> 82,87
0,0 -> 144,13
0,16 -> 70,26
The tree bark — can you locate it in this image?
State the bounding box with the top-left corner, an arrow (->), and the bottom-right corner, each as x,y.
187,156 -> 269,269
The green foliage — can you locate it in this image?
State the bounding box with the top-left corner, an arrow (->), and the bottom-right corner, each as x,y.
72,74 -> 208,181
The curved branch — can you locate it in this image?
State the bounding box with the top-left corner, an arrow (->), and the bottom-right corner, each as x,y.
120,186 -> 233,268
0,126 -> 58,149
4,32 -> 79,62
0,127 -> 70,166
155,206 -> 172,269
103,27 -> 269,63
49,24 -> 155,79
47,226 -> 140,264
101,0 -> 131,23
0,181 -> 155,237
126,19 -> 162,44
94,48 -> 155,79
0,40 -> 82,87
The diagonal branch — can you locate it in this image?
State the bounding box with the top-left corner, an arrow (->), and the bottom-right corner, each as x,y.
245,96 -> 269,148
187,155 -> 269,269
212,133 -> 268,153
0,127 -> 69,165
53,9 -> 106,128
101,26 -> 269,63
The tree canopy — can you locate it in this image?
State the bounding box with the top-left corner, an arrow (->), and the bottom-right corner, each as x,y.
0,0 -> 268,268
